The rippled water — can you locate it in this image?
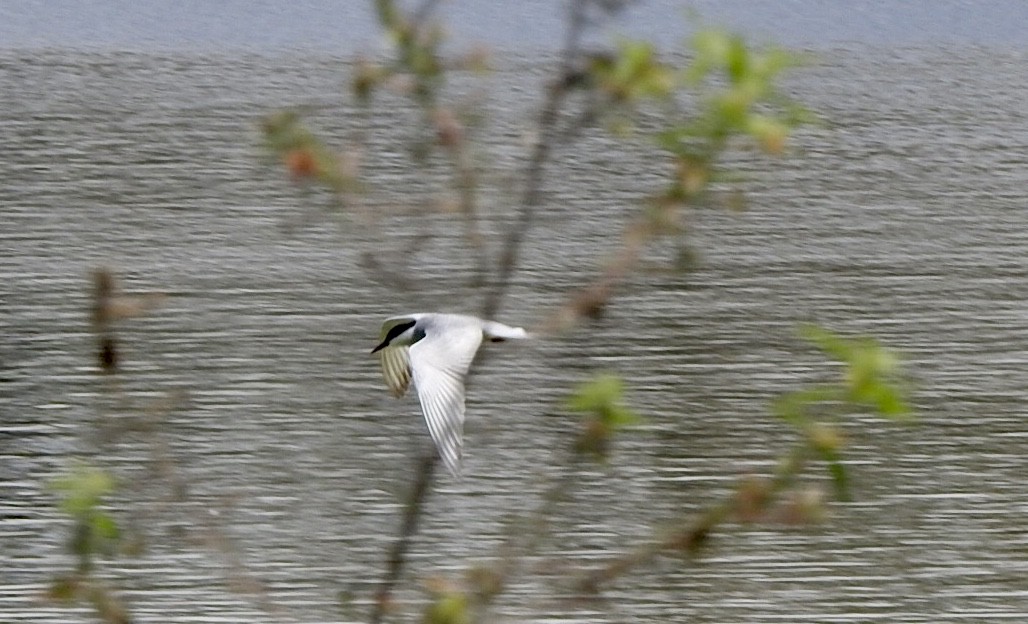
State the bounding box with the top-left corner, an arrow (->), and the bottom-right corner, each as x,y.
2,45 -> 1028,622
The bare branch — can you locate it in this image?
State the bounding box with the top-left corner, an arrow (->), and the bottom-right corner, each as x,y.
480,0 -> 591,320
575,447 -> 809,594
369,450 -> 438,624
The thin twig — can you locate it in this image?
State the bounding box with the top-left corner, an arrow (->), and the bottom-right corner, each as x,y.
453,135 -> 489,287
574,446 -> 809,594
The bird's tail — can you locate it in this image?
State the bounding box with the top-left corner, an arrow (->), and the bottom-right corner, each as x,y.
482,321 -> 530,341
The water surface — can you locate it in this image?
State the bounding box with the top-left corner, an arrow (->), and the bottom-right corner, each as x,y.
2,39 -> 1027,624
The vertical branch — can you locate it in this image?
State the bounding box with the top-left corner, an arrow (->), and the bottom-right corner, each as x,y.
371,2 -> 597,621
480,0 -> 590,320
455,145 -> 489,287
369,451 -> 438,624
435,105 -> 490,287
365,2 -> 452,618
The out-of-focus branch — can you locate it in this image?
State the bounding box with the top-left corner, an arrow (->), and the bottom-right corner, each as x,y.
574,446 -> 809,594
433,105 -> 489,286
539,31 -> 810,331
370,450 -> 438,624
364,3 -> 457,622
90,268 -> 165,373
480,0 -> 591,320
572,325 -> 909,594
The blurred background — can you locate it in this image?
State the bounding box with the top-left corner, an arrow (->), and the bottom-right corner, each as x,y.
2,1 -> 1027,622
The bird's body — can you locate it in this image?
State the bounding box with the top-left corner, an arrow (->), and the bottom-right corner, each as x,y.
372,313 -> 529,477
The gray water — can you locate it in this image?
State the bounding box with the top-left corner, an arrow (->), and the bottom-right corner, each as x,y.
2,39 -> 1028,624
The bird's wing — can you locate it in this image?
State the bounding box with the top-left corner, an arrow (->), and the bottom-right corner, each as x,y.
409,323 -> 483,477
378,346 -> 412,398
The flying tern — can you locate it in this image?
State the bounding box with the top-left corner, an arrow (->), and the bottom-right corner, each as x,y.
371,313 -> 529,477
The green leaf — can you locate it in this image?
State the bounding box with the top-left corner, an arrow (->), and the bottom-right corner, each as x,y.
261,111 -> 316,152
566,374 -> 624,414
424,591 -> 469,624
773,386 -> 840,427
800,325 -> 912,421
817,445 -> 851,502
606,404 -> 643,428
567,374 -> 642,427
725,35 -> 749,83
91,512 -> 120,543
590,39 -> 675,106
687,29 -> 733,83
51,465 -> 115,519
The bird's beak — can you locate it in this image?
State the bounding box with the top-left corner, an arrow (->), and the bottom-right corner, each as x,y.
370,340 -> 389,354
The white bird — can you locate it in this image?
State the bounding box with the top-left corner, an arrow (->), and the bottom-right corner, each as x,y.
371,313 -> 529,477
